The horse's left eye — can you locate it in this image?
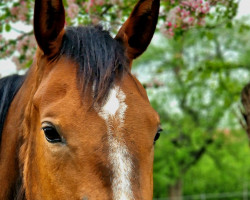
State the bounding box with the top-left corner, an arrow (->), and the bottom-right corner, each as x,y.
154,128 -> 162,144
42,126 -> 62,143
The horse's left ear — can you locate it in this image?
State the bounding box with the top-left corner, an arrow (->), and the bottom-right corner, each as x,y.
34,0 -> 65,57
115,0 -> 160,61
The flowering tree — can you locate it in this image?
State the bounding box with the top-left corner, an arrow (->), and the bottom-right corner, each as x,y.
0,0 -> 237,70
131,0 -> 243,198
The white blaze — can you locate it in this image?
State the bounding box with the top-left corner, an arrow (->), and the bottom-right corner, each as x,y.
97,86 -> 134,200
101,88 -> 120,118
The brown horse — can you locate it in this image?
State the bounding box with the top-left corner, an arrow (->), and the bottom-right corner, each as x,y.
0,0 -> 161,199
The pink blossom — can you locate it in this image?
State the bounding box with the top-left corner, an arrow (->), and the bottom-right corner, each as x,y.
19,14 -> 27,22
10,7 -> 18,16
87,0 -> 95,12
67,0 -> 75,4
95,0 -> 105,6
161,0 -> 212,38
67,3 -> 79,19
91,16 -> 100,25
9,1 -> 29,23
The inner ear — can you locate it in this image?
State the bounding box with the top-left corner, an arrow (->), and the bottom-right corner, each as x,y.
115,0 -> 160,61
34,0 -> 65,57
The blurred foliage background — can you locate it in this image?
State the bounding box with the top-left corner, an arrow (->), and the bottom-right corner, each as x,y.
1,0 -> 250,199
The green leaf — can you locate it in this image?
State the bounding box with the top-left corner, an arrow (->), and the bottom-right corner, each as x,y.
5,24 -> 11,32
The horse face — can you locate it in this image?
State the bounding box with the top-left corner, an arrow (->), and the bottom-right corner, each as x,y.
24,0 -> 160,199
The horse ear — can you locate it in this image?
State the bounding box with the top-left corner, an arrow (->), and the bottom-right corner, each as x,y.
115,0 -> 159,61
34,0 -> 65,57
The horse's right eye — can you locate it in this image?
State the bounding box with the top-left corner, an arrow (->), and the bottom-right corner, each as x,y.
42,127 -> 62,143
154,127 -> 162,144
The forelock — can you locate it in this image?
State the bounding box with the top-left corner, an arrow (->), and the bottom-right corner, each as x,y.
59,25 -> 129,104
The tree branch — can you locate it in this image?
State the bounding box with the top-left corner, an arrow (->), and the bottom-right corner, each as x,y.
0,31 -> 33,53
182,138 -> 214,173
240,83 -> 250,142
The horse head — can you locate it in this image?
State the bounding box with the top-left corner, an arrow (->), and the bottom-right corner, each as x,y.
0,0 -> 161,199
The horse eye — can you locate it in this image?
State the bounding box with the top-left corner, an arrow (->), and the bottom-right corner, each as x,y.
154,128 -> 162,144
42,127 -> 62,143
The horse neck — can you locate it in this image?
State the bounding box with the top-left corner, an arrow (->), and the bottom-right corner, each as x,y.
0,62 -> 43,200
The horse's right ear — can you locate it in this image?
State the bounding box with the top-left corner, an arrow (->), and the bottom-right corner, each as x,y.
34,0 -> 65,57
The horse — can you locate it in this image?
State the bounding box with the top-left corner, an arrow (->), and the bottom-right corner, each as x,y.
0,0 -> 161,199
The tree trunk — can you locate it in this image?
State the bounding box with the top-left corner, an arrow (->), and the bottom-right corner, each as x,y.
168,179 -> 183,200
241,83 -> 250,142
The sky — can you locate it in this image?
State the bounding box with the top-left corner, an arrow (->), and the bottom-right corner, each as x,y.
0,0 -> 250,77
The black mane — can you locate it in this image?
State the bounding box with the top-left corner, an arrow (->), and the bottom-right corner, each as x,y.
0,74 -> 25,142
59,25 -> 129,104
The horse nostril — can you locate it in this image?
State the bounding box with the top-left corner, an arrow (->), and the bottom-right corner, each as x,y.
82,197 -> 88,200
